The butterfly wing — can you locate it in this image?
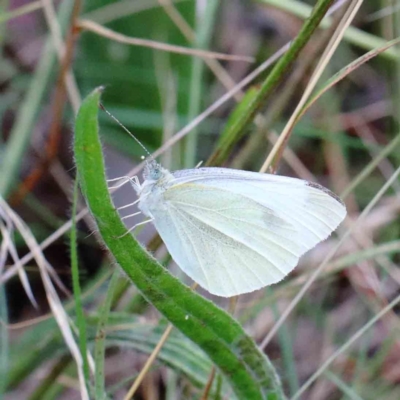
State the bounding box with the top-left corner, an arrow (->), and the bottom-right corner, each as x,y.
172,168 -> 346,253
149,168 -> 346,297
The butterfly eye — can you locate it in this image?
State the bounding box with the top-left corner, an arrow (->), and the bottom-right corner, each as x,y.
152,168 -> 161,180
143,160 -> 162,181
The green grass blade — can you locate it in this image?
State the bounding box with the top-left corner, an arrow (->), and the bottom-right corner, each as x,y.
341,133 -> 400,199
28,355 -> 70,400
324,371 -> 365,400
207,86 -> 259,166
184,0 -> 219,168
74,87 -> 286,400
70,179 -> 90,386
94,271 -> 119,400
215,0 -> 334,158
259,0 -> 400,61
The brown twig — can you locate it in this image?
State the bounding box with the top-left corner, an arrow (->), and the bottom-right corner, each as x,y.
200,367 -> 216,400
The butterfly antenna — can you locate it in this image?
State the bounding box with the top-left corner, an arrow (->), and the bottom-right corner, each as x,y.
99,103 -> 153,159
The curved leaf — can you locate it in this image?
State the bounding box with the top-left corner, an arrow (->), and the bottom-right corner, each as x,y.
74,87 -> 286,400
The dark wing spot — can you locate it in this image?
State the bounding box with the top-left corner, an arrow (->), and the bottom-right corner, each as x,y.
306,181 -> 344,206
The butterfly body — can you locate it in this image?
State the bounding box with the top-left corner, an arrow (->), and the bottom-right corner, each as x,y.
133,161 -> 346,297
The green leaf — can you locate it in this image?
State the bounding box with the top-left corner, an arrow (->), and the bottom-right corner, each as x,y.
73,87 -> 286,400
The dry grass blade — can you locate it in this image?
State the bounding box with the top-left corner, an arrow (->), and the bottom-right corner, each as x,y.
0,197 -> 91,399
83,0 -> 187,25
0,209 -> 87,285
124,324 -> 174,399
158,0 -> 241,96
0,203 -> 37,308
260,0 -> 364,173
295,37 -> 400,125
123,281 -> 200,398
41,0 -> 81,113
0,1 -> 42,23
291,291 -> 400,399
78,19 -> 254,62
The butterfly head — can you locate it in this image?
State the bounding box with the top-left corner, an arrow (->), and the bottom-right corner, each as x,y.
138,159 -> 173,215
141,159 -> 174,190
143,159 -> 164,181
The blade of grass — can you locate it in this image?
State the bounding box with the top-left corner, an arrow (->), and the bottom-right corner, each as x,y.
272,305 -> 299,396
0,199 -> 89,399
83,0 -> 188,25
206,86 -> 259,166
184,0 -> 219,168
0,1 -> 42,24
77,19 -> 253,62
213,0 -> 335,162
9,313 -> 233,395
296,36 -> 400,129
260,0 -> 363,173
74,87 -> 286,400
94,271 -> 119,399
124,324 -> 174,399
70,178 -> 90,386
0,0 -> 74,197
5,268 -> 114,389
324,370 -> 364,400
159,0 -> 242,96
258,0 -> 400,61
28,355 -> 71,400
291,291 -> 400,399
341,133 -> 400,199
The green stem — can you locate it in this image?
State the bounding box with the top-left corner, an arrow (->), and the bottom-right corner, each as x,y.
208,0 -> 334,165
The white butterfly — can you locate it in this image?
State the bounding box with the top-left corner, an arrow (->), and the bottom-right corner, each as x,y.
125,160 -> 346,297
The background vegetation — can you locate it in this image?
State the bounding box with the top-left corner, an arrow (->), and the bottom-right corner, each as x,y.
1,0 -> 400,399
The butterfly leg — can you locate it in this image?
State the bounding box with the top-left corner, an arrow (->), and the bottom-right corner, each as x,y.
117,198 -> 141,211
117,218 -> 153,238
107,175 -> 138,190
121,211 -> 142,220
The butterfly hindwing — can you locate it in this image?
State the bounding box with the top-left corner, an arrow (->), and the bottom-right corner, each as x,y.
150,182 -> 319,296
